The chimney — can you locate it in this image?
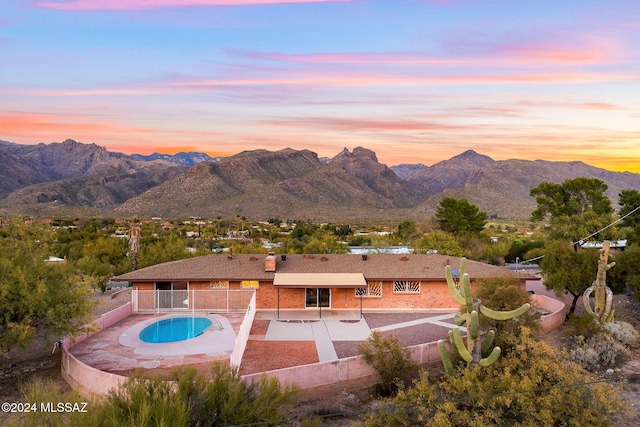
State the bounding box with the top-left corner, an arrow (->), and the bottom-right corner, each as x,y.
265,252 -> 276,272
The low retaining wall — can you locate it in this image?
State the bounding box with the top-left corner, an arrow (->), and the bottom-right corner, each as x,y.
531,294 -> 566,332
242,340 -> 442,400
61,303 -> 132,398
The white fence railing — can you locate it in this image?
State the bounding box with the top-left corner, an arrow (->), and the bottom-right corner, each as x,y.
132,289 -> 255,313
230,291 -> 257,367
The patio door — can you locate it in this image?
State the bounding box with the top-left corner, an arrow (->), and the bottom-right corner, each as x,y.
155,281 -> 188,309
305,288 -> 330,308
156,282 -> 172,308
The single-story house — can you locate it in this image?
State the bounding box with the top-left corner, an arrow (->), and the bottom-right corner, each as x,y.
114,253 -> 534,314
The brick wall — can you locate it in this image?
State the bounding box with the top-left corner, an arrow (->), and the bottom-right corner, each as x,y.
132,279 -> 466,311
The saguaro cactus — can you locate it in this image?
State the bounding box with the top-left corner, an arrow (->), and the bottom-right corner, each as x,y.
583,240 -> 616,323
438,258 -> 531,376
129,223 -> 141,271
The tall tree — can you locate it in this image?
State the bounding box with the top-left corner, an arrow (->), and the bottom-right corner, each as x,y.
435,197 -> 487,236
618,189 -> 640,227
412,230 -> 466,257
539,240 -> 600,317
530,177 -> 614,246
530,177 -> 613,220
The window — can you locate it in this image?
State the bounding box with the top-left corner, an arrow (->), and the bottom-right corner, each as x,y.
393,280 -> 421,293
210,280 -> 229,289
355,281 -> 382,297
240,280 -> 260,289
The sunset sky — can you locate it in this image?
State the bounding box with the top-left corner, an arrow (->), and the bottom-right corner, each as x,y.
1,0 -> 639,171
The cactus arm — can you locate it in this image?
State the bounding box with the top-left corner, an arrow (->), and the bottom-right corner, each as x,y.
446,265 -> 466,306
451,327 -> 473,363
582,284 -> 597,318
454,313 -> 467,326
469,310 -> 478,340
479,303 -> 530,320
480,330 -> 496,357
438,340 -> 456,376
460,274 -> 474,312
479,346 -> 501,367
602,286 -> 614,322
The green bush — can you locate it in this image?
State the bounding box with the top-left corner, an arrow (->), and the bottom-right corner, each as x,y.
102,364 -> 298,427
473,276 -> 539,352
358,330 -> 418,397
13,364 -> 298,427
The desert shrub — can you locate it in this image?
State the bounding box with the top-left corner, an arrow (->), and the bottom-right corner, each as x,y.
358,330 -> 418,397
473,276 -> 539,351
10,377 -> 99,427
364,371 -> 439,426
570,321 -> 637,371
603,321 -> 639,348
97,363 -> 298,427
568,313 -> 601,339
365,327 -> 626,426
570,345 -> 602,371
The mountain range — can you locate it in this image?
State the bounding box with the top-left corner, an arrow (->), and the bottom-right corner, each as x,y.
1,139 -> 639,221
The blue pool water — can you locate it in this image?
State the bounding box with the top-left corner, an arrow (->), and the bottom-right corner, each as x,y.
139,317 -> 213,343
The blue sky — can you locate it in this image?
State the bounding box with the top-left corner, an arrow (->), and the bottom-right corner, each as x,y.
1,0 -> 639,171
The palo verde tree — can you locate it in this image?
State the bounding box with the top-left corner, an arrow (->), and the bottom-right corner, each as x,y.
435,197 -> 487,236
530,177 -> 615,246
0,218 -> 95,354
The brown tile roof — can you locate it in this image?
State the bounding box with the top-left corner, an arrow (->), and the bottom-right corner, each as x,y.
113,253 -> 525,282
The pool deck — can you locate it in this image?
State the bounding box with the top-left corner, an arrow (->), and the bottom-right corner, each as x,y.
70,309 -> 459,373
70,313 -> 246,373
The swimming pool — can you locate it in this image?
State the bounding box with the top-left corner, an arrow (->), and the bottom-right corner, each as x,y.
139,317 -> 213,343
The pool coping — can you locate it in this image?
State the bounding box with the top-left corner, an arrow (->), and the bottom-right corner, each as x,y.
117,313 -> 238,357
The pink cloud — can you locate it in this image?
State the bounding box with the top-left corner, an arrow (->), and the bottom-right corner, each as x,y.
228,50 -> 475,66
263,117 -> 471,132
227,40 -> 625,74
35,0 -> 345,11
579,102 -> 630,110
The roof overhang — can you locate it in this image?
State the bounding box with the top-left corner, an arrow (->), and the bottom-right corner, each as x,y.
273,273 -> 366,289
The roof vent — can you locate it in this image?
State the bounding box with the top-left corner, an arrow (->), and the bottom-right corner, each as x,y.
250,256 -> 258,261
281,254 -> 287,261
320,256 -> 328,262
304,254 -> 314,260
400,256 -> 409,261
362,254 -> 368,261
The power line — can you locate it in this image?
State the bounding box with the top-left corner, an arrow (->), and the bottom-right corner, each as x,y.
570,203 -> 640,247
521,203 -> 640,264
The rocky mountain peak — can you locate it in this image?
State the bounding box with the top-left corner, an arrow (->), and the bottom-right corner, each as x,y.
449,150 -> 495,166
331,146 -> 379,163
